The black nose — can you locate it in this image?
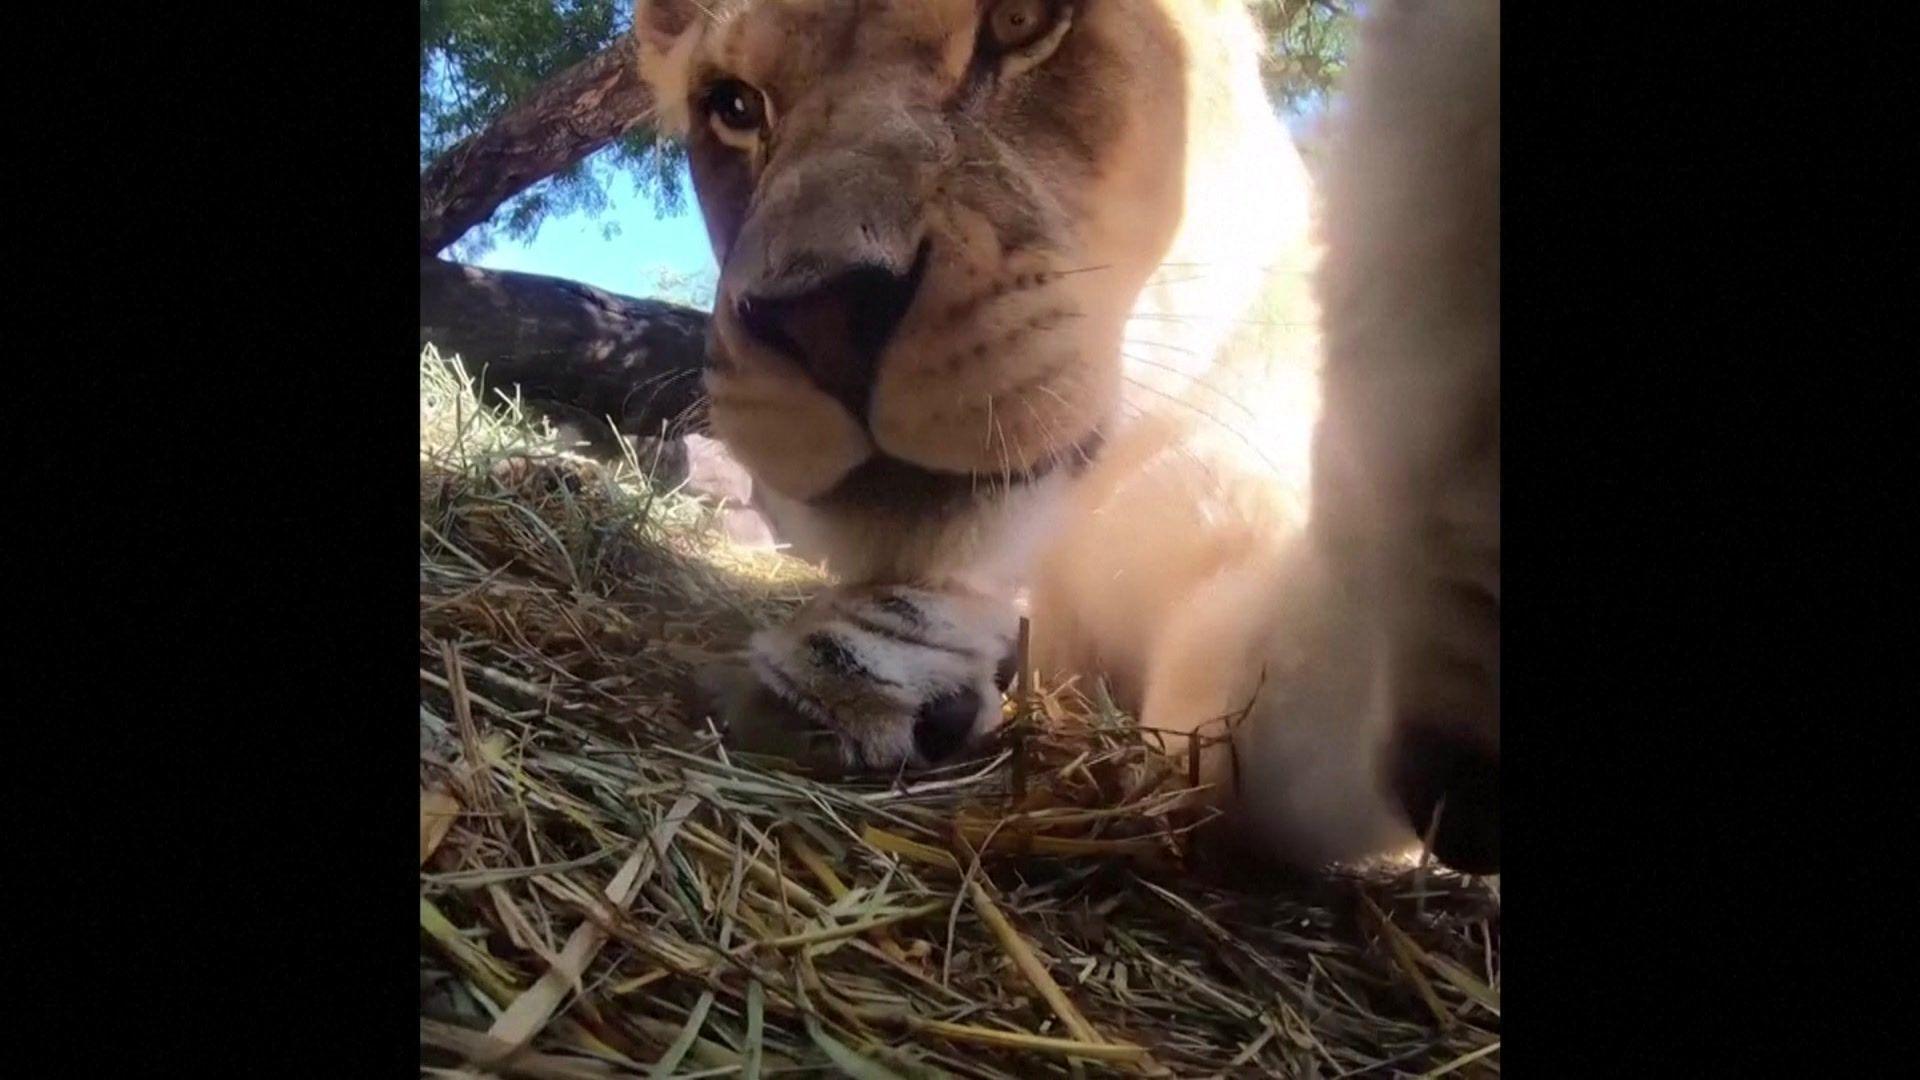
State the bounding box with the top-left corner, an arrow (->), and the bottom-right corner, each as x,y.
913,686 -> 982,764
735,246 -> 928,418
1387,725 -> 1499,875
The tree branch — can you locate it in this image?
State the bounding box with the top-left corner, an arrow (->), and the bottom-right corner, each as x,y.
420,36 -> 657,256
419,258 -> 710,439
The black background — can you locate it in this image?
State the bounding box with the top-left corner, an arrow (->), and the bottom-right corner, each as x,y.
7,3 -> 1904,1072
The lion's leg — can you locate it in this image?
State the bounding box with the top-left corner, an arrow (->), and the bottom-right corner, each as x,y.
1132,544 -> 1418,869
1309,0 -> 1501,873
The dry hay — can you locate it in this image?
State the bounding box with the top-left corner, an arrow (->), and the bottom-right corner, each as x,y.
418,347 -> 1501,1078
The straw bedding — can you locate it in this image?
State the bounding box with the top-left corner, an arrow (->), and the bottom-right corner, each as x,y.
418,348 -> 1500,1078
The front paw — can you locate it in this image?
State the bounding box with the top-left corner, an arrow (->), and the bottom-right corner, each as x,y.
705,584 -> 1019,773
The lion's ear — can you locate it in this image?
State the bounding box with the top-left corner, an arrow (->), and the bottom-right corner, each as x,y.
633,0 -> 714,136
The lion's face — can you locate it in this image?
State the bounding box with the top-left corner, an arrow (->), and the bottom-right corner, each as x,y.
637,0 -> 1190,542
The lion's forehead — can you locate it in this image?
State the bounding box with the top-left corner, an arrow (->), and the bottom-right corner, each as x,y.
721,0 -> 975,37
710,0 -> 978,90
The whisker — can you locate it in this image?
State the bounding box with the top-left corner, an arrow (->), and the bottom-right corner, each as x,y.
1003,404 -> 1033,493
1121,336 -> 1209,358
983,395 -> 1013,496
1118,374 -> 1289,480
1094,397 -> 1240,504
997,410 -> 1015,495
1127,313 -> 1317,329
1015,394 -> 1070,475
1029,384 -> 1099,472
1146,261 -> 1315,274
1119,352 -> 1261,424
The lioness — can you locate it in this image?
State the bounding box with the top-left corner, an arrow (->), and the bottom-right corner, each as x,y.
637,0 -> 1499,874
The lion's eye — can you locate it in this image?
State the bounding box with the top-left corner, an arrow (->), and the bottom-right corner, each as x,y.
705,79 -> 766,132
986,0 -> 1058,52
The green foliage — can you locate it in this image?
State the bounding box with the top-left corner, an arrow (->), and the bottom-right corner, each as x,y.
421,0 -> 686,259
1248,0 -> 1356,117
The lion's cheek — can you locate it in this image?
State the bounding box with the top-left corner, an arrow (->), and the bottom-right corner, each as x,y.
867,329 -> 1121,476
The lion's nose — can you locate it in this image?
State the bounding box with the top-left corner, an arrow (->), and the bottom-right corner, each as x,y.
735,245 -> 928,418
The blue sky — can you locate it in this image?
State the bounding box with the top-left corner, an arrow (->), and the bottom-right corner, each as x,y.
476,168 -> 718,297
480,108 -> 1327,300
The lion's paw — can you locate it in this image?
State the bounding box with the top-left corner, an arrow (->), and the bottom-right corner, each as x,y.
701,585 -> 1018,773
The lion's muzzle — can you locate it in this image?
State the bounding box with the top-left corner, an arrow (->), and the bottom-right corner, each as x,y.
734,241 -> 932,421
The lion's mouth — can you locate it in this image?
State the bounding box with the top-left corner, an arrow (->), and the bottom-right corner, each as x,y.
810,428 -> 1106,513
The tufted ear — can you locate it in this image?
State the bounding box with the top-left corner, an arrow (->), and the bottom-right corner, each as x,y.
632,0 -> 716,135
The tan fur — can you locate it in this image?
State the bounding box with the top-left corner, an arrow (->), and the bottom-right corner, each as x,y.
637,0 -> 1500,872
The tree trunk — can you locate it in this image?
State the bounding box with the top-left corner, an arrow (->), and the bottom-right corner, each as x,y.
420,37 -> 656,257
419,257 -> 710,440
414,36 -> 779,543
417,32 -> 699,442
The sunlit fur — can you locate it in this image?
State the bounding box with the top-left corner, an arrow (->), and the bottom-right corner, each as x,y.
637,0 -> 1500,873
